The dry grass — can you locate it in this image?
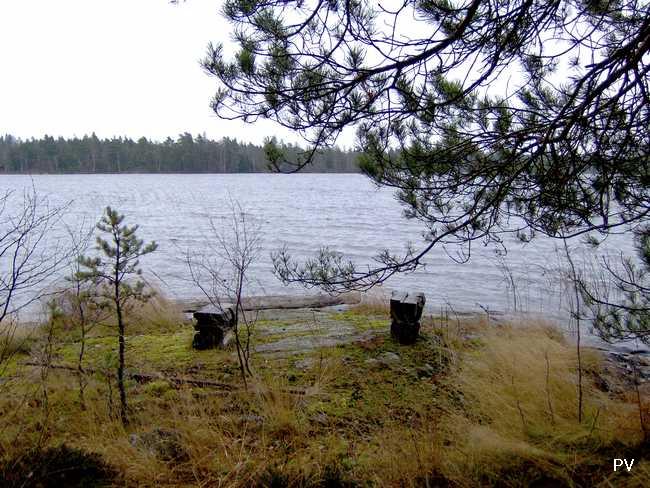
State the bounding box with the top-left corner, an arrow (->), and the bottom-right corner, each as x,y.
1,306 -> 649,487
45,284 -> 187,342
436,320 -> 647,486
125,290 -> 187,335
0,322 -> 36,359
354,424 -> 445,486
0,321 -> 37,381
448,322 -> 637,441
348,290 -> 391,317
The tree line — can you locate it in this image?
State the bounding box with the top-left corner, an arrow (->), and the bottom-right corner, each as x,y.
0,133 -> 359,174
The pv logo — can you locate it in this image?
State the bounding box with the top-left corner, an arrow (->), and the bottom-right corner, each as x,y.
613,459 -> 634,472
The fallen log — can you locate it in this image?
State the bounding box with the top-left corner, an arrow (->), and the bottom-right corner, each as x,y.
20,362 -> 308,395
179,292 -> 361,314
21,362 -> 234,390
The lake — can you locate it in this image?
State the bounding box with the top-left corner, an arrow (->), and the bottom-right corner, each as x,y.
0,173 -> 638,347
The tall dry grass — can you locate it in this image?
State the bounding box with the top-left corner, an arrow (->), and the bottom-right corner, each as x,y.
126,289 -> 186,335
436,320 -> 647,485
349,289 -> 391,316
46,284 -> 186,341
0,323 -> 35,361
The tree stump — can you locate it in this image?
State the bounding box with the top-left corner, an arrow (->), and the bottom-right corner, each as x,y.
192,305 -> 235,350
390,291 -> 426,345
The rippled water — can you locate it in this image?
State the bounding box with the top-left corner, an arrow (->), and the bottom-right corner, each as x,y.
1,173 -> 639,346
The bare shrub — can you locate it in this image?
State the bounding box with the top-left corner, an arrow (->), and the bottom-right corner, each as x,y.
1,187 -> 69,383
186,199 -> 262,388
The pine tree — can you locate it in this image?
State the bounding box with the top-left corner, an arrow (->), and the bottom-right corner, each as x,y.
206,1 -> 650,302
79,207 -> 157,425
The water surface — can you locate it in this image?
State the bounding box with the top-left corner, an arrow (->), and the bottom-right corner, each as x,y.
1,173 -> 638,348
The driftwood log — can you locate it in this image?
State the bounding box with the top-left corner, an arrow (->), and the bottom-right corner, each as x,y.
179,292 -> 361,314
390,291 -> 426,345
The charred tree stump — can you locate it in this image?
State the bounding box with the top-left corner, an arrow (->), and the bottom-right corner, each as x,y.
192,305 -> 236,350
390,291 -> 426,345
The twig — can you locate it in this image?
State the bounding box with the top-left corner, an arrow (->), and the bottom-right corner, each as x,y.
632,362 -> 648,442
544,349 -> 555,425
589,407 -> 601,437
512,374 -> 527,430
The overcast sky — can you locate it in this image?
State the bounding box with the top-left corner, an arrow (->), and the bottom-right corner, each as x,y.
0,0 -> 303,145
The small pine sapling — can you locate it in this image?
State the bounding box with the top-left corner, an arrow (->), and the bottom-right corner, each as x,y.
79,207 -> 157,425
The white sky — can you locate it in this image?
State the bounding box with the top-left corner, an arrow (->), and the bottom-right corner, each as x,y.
0,0 -> 301,144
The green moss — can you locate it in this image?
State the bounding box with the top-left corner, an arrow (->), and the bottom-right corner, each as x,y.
254,330 -> 316,346
127,330 -> 197,369
327,311 -> 388,331
142,379 -> 172,396
306,394 -> 353,418
289,329 -> 450,430
53,327 -> 235,374
14,308 -> 449,441
0,352 -> 28,378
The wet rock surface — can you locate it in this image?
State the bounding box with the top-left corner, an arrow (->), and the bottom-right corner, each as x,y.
365,351 -> 402,370
416,363 -> 436,378
255,329 -> 378,355
253,310 -> 384,355
294,357 -> 316,370
378,351 -> 400,363
605,351 -> 650,382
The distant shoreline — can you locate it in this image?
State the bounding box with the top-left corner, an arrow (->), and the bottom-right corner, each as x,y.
0,133 -> 361,174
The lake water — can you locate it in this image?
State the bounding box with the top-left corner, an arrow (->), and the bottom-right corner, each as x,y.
0,173 -> 640,347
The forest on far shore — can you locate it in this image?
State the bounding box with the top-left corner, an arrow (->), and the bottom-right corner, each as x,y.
0,133 -> 360,174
